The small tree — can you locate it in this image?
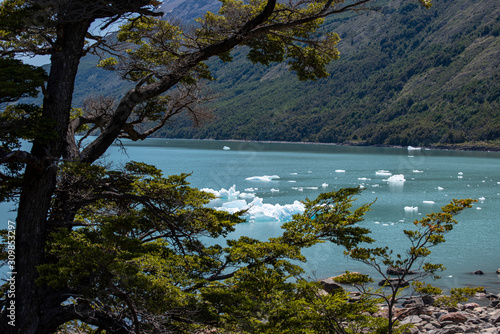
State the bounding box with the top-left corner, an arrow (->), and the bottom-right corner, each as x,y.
336,199 -> 477,334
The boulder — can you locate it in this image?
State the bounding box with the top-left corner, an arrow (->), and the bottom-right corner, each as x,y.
473,269 -> 484,275
378,278 -> 409,288
399,315 -> 422,325
438,312 -> 468,323
386,266 -> 416,275
463,302 -> 480,310
319,278 -> 343,294
496,268 -> 500,274
402,297 -> 424,307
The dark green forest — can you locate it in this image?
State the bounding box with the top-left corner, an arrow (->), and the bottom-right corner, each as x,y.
44,0 -> 500,149
151,0 -> 500,149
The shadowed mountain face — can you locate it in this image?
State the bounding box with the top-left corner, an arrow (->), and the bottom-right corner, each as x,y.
29,0 -> 499,148
158,0 -> 220,22
156,0 -> 500,148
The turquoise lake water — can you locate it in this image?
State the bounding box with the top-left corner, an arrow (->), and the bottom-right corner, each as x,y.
2,139 -> 499,293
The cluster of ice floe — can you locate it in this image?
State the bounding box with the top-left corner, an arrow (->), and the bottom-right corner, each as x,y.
201,185 -> 305,222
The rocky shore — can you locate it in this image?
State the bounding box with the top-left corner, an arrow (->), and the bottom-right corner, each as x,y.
384,292 -> 500,334
320,270 -> 500,333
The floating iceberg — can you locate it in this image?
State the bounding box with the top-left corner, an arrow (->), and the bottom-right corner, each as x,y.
376,170 -> 392,176
386,174 -> 406,183
214,195 -> 305,222
223,146 -> 230,150
408,146 -> 421,151
322,183 -> 328,188
423,201 -> 435,204
437,186 -> 444,190
413,170 -> 423,173
335,169 -> 346,173
246,175 -> 280,182
358,177 -> 371,180
270,188 -> 280,193
404,206 -> 418,212
201,185 -> 240,201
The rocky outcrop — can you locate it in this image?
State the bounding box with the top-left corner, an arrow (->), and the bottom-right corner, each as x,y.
319,278 -> 343,293
389,293 -> 500,333
387,266 -> 417,275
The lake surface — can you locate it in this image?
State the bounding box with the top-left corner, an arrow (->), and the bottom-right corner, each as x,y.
2,139 -> 499,293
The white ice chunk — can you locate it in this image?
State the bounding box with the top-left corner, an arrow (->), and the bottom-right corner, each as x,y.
408,146 -> 421,151
290,172 -> 298,175
404,206 -> 418,212
222,200 -> 247,209
478,196 -> 485,201
223,146 -> 230,150
245,197 -> 305,221
423,201 -> 435,204
386,174 -> 406,183
413,170 -> 423,173
201,185 -> 240,201
211,186 -> 306,222
239,192 -> 255,199
246,175 -> 280,182
458,172 -> 463,175
245,187 -> 257,192
322,183 -> 328,188
271,188 -> 280,192
437,186 -> 444,190
288,180 -> 297,183
376,170 -> 392,176
335,169 -> 346,173
358,177 -> 371,180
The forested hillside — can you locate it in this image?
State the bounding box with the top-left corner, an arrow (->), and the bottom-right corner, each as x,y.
72,0 -> 500,148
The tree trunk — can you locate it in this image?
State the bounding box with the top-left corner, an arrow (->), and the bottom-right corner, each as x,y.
0,21 -> 90,334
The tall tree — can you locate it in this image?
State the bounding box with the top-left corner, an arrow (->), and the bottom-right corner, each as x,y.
0,0 -> 432,333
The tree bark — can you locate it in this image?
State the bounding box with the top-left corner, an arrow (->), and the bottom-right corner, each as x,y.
0,21 -> 91,334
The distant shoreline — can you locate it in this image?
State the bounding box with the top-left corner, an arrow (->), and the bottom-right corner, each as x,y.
157,137 -> 500,153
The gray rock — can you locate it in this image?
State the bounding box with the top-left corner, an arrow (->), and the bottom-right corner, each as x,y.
473,269 -> 484,275
440,325 -> 463,334
386,266 -> 416,275
400,315 -> 422,325
378,277 -> 409,287
319,278 -> 343,294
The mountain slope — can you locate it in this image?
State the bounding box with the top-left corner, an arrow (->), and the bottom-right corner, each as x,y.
61,0 -> 500,149
155,0 -> 500,148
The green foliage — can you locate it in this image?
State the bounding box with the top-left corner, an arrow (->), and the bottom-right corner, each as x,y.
31,164 -> 377,333
413,282 -> 484,308
0,104 -> 56,201
0,57 -> 46,103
